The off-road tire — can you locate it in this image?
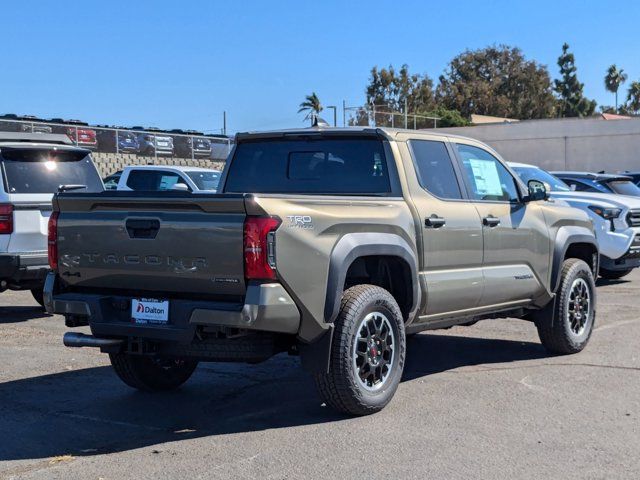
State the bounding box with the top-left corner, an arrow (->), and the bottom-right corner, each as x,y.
535,258 -> 596,354
30,288 -> 45,307
599,267 -> 633,280
314,284 -> 406,416
109,353 -> 198,391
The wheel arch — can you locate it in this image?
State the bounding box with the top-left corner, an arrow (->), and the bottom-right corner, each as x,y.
324,232 -> 420,325
552,226 -> 599,291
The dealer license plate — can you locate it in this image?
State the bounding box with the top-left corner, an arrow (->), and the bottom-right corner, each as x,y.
131,298 -> 169,324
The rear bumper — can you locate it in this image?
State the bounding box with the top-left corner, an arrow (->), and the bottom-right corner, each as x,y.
0,252 -> 49,287
45,273 -> 300,342
117,144 -> 138,152
155,149 -> 174,156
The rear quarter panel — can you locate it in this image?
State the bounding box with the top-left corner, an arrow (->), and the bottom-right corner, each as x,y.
253,195 -> 417,341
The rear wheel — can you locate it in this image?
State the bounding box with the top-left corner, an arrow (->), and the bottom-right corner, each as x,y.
109,353 -> 198,391
535,258 -> 596,354
599,267 -> 633,280
30,288 -> 44,307
314,284 -> 406,416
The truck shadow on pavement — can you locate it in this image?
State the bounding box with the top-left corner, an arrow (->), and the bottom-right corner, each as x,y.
0,332 -> 549,462
596,278 -> 631,287
0,306 -> 51,324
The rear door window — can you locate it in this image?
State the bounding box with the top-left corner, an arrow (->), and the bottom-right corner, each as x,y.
224,137 -> 394,195
409,140 -> 463,199
0,148 -> 103,193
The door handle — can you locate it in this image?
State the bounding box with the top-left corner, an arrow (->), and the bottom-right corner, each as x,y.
482,216 -> 500,227
425,215 -> 446,228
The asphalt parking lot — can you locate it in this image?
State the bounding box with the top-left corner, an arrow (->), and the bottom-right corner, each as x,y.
1,273 -> 639,480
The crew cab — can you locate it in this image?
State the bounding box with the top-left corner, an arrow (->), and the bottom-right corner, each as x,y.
113,166 -> 221,192
511,162 -> 640,279
45,128 -> 599,415
0,132 -> 103,305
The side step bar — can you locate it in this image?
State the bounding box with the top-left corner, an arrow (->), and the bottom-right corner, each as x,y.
63,332 -> 124,349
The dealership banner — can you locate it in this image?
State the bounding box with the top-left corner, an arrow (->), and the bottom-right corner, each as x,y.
0,116 -> 233,161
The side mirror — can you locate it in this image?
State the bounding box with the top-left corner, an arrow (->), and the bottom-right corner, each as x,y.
171,183 -> 190,192
526,179 -> 549,202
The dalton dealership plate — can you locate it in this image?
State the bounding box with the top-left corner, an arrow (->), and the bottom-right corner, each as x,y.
131,298 -> 169,324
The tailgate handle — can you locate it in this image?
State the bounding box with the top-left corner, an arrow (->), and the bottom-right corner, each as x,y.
126,219 -> 160,239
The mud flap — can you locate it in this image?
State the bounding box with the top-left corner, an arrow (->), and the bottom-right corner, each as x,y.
299,324 -> 334,374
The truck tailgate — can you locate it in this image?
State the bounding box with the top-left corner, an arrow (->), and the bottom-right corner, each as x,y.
54,193 -> 247,298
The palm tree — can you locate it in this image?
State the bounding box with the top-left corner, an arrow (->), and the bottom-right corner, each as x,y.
627,81 -> 640,114
298,92 -> 323,123
604,64 -> 628,112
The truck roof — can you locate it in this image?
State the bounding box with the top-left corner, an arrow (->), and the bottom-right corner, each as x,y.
235,126 -> 484,144
551,171 -> 633,182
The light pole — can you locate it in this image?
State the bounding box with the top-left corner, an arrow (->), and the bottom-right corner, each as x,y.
326,106 -> 337,127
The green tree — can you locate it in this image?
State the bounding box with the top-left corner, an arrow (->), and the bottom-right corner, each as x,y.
366,64 -> 435,114
627,81 -> 640,114
600,104 -> 631,115
430,106 -> 469,127
604,64 -> 628,112
554,43 -> 597,117
364,64 -> 437,127
436,45 -> 556,119
298,92 -> 323,123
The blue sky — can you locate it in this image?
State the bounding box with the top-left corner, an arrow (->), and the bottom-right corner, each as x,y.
3,0 -> 639,134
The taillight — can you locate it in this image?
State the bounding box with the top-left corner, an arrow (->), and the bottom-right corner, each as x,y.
243,216 -> 281,280
0,204 -> 13,234
48,212 -> 59,270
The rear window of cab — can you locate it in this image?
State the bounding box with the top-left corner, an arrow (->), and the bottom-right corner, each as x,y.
224,137 -> 394,195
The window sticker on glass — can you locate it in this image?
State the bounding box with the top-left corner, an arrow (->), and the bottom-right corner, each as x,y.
468,158 -> 503,197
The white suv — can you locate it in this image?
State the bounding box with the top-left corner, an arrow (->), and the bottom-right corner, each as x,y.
510,162 -> 640,279
0,133 -> 103,305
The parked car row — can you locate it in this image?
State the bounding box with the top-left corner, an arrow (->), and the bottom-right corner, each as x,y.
0,114 -> 231,159
510,163 -> 640,279
553,171 -> 640,196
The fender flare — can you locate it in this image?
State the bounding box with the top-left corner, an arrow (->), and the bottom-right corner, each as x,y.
323,232 -> 420,324
551,226 -> 599,291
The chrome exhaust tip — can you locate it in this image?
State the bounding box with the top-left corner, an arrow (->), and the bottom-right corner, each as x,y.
63,332 -> 124,349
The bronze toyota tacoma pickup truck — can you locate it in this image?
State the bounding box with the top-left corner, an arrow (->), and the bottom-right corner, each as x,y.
45,127 -> 599,415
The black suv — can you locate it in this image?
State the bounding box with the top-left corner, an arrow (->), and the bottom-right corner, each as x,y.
552,171 -> 640,197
